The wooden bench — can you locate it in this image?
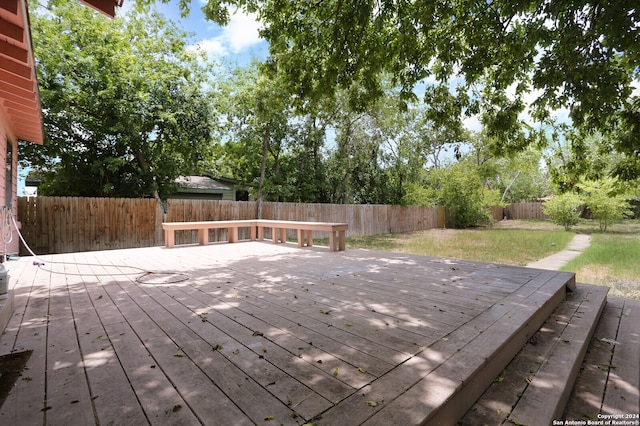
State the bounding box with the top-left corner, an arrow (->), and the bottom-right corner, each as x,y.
255,220 -> 348,251
161,219 -> 348,251
161,220 -> 257,249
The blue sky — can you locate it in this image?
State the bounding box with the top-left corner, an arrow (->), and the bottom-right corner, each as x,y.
151,2 -> 269,66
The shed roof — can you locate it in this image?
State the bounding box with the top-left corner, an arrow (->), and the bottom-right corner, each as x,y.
175,176 -> 234,192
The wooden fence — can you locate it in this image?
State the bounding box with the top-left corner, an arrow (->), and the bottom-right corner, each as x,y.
17,197 -> 445,254
504,202 -> 549,220
18,197 -> 163,255
16,197 -> 552,255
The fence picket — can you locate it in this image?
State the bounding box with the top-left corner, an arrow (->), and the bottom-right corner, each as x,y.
15,197 -> 551,255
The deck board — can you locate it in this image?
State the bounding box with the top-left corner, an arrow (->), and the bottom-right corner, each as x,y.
44,257 -> 95,426
602,298 -> 640,414
65,258 -> 148,426
0,242 -> 578,425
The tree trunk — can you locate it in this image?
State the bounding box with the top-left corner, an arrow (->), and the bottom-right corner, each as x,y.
501,170 -> 521,203
256,127 -> 270,219
134,148 -> 161,202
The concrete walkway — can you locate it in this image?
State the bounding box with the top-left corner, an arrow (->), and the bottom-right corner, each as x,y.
526,233 -> 592,271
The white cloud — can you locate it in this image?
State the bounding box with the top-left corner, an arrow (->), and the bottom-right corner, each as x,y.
191,11 -> 264,57
195,38 -> 226,56
462,115 -> 483,133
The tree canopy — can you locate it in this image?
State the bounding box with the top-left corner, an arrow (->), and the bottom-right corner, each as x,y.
22,0 -> 639,227
23,0 -> 215,199
151,0 -> 639,176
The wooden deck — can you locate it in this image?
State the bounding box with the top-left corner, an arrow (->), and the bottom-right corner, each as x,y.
0,241 -> 626,425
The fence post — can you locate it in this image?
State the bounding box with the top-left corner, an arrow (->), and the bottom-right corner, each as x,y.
437,206 -> 446,229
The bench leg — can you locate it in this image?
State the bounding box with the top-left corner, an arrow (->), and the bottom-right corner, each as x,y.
297,229 -> 304,248
198,229 -> 208,246
249,225 -> 256,241
257,226 -> 264,241
329,231 -> 336,251
228,227 -> 238,243
306,230 -> 313,247
165,230 -> 175,248
338,230 -> 346,251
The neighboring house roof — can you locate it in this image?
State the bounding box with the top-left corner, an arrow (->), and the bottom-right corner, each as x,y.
175,176 -> 234,192
0,0 -> 122,145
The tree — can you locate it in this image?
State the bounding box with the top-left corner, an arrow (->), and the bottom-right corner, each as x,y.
430,160 -> 495,228
23,0 -> 215,200
213,65 -> 291,214
485,145 -> 550,203
325,108 -> 393,204
543,193 -> 584,231
140,0 -> 639,179
197,2 -> 636,145
579,179 -> 632,231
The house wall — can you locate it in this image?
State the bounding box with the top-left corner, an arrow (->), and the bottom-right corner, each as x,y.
0,109 -> 21,255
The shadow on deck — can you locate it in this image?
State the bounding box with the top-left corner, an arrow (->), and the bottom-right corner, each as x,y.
0,242 -> 637,425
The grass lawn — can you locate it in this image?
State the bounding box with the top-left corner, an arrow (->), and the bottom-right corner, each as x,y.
346,226 -> 574,266
562,232 -> 640,300
344,219 -> 640,300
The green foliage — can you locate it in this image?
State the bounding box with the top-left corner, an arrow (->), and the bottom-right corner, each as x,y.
24,0 -> 214,199
346,228 -> 575,267
137,0 -> 640,181
545,127 -> 627,192
562,232 -> 640,300
212,65 -> 332,205
401,181 -> 437,207
170,0 -> 640,169
578,179 -> 632,231
433,162 -> 493,228
543,193 -> 584,231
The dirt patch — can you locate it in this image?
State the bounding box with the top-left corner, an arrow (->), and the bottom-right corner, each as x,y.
0,350 -> 33,408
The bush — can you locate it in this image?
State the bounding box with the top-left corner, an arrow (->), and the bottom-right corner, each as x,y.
438,164 -> 493,228
543,193 -> 584,231
580,179 -> 632,231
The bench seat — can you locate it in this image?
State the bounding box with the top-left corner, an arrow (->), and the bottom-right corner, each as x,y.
161,219 -> 348,251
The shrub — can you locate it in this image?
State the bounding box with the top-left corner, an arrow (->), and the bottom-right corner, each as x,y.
543,193 -> 584,231
438,164 -> 493,228
580,179 -> 632,231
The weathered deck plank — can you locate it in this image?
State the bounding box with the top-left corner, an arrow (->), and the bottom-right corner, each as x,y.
602,298 -> 640,414
563,298 -> 625,420
43,256 -> 95,426
506,284 -> 608,425
0,243 -> 581,425
82,255 -> 203,425
0,265 -> 51,425
320,271 -> 569,425
64,254 -> 148,426
87,251 -> 260,425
